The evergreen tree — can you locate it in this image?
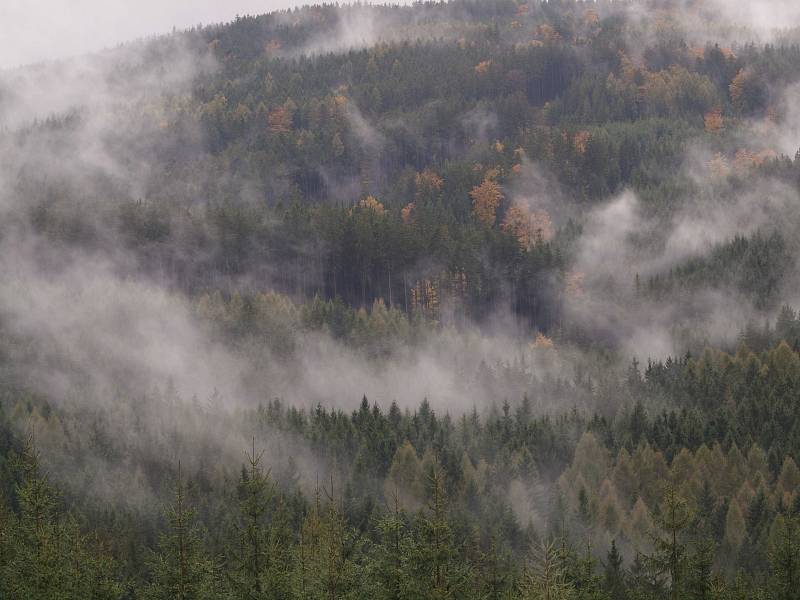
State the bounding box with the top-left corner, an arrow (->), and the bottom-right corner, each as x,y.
566,546 -> 611,600
768,515 -> 800,600
519,539 -> 575,600
407,466 -> 472,599
1,435 -> 122,600
603,539 -> 628,600
684,539 -> 715,600
144,465 -> 218,600
647,486 -> 693,600
292,478 -> 359,600
227,440 -> 289,599
367,489 -> 409,600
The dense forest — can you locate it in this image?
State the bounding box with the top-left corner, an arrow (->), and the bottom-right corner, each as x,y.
3,0 -> 800,597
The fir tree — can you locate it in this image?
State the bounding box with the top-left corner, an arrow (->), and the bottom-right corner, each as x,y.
144,464 -> 218,600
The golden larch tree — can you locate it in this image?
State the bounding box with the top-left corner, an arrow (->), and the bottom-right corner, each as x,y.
584,8 -> 599,26
573,130 -> 591,155
564,270 -> 586,298
535,24 -> 561,44
470,176 -> 503,227
401,202 -> 416,225
704,108 -> 724,133
530,210 -> 554,243
351,195 -> 386,217
707,152 -> 730,179
267,105 -> 292,133
474,60 -> 492,76
415,169 -> 444,193
531,332 -> 554,350
501,203 -> 554,248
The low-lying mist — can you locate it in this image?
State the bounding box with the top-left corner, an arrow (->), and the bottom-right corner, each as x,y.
2,0 -> 800,523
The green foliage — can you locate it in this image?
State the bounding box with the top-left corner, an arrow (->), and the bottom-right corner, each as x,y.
768,515 -> 800,600
519,540 -> 575,600
0,435 -> 122,600
6,1 -> 800,598
143,467 -> 219,600
227,441 -> 292,598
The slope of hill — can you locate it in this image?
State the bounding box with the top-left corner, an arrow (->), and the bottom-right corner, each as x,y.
2,1 -> 800,597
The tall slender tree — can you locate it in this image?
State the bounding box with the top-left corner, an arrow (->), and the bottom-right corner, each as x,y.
144,464 -> 218,600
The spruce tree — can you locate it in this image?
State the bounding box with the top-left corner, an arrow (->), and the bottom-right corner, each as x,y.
648,486 -> 693,600
367,488 -> 408,600
2,434 -> 122,600
227,439 -> 290,599
144,465 -> 218,600
603,539 -> 628,600
768,515 -> 800,600
292,477 -> 359,600
519,539 -> 575,600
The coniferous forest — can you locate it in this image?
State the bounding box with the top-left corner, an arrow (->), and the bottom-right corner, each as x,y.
4,0 -> 800,597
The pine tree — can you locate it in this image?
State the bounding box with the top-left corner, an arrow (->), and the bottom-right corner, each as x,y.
566,546 -> 611,600
292,478 -> 358,600
768,515 -> 800,600
603,539 -> 628,600
0,490 -> 14,599
481,535 -> 516,600
684,538 -> 715,600
3,436 -> 60,599
227,439 -> 289,598
144,465 -> 218,600
628,552 -> 666,600
519,539 -> 575,600
646,486 -> 693,600
367,488 -> 408,599
2,434 -> 122,600
406,466 -> 472,599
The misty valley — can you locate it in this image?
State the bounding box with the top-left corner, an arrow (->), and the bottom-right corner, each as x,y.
4,0 -> 800,598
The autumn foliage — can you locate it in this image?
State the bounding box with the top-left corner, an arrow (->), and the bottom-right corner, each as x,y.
707,152 -> 730,178
414,169 -> 443,194
267,105 -> 293,133
474,60 -> 492,76
733,148 -> 778,174
470,174 -> 503,227
572,130 -> 591,155
351,195 -> 386,217
704,107 -> 724,133
401,202 -> 416,225
501,203 -> 554,248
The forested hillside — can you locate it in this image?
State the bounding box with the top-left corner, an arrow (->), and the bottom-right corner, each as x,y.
3,0 -> 800,598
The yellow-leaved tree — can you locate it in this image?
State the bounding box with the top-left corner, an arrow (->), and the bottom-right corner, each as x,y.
351,195 -> 386,217
470,173 -> 503,227
401,202 -> 416,225
704,107 -> 724,133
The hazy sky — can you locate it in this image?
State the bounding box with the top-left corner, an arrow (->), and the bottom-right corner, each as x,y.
0,0 -> 365,70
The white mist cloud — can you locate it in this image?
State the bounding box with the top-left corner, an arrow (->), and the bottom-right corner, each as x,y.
620,0 -> 800,59
0,0 -> 416,70
705,0 -> 800,37
0,235 -> 248,403
564,171 -> 800,361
